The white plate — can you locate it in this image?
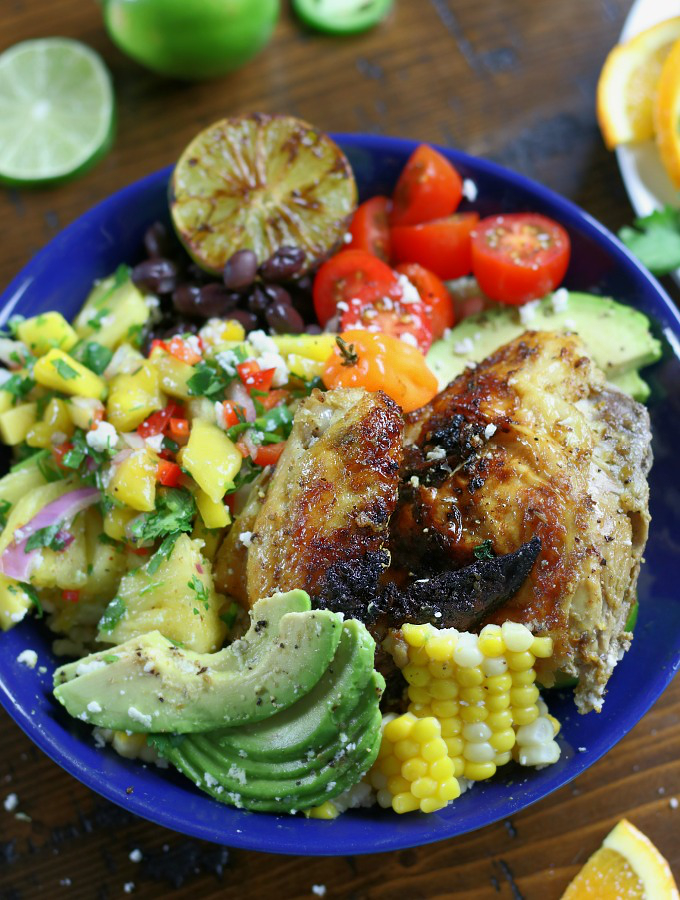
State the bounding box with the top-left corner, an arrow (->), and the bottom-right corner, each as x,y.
616,0 -> 680,217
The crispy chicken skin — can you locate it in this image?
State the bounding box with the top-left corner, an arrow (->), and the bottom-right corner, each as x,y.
391,331 -> 651,712
241,387 -> 403,603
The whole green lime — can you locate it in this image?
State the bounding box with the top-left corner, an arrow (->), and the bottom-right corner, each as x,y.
102,0 -> 280,80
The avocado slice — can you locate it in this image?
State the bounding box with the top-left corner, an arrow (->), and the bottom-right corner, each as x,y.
608,369 -> 650,403
53,590 -> 343,733
427,291 -> 662,391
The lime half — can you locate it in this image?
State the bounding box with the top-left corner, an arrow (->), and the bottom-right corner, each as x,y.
0,38 -> 115,186
292,0 -> 393,34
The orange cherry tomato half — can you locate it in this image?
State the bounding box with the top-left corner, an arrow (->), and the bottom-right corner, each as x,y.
322,330 -> 439,413
390,144 -> 463,227
390,213 -> 479,280
394,263 -> 455,340
471,213 -> 571,305
313,249 -> 400,326
347,196 -> 391,261
339,294 -> 433,354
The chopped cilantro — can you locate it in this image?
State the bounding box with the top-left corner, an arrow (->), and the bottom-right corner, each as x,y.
146,531 -> 181,575
187,362 -> 230,397
52,358 -> 78,380
187,573 -> 210,610
129,488 -> 196,544
76,341 -> 113,375
62,448 -> 86,470
7,315 -> 25,337
127,323 -> 144,348
619,205 -> 680,275
2,374 -> 35,403
99,595 -> 126,633
25,523 -> 71,553
473,539 -> 495,561
220,602 -> 239,630
0,499 -> 10,528
98,532 -> 120,547
103,654 -> 119,664
19,582 -> 43,618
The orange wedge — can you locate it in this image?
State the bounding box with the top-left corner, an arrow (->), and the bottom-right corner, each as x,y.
655,39 -> 680,187
597,16 -> 680,149
561,818 -> 679,899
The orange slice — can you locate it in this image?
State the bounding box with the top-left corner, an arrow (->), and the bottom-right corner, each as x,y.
655,38 -> 680,187
597,16 -> 680,149
561,818 -> 679,899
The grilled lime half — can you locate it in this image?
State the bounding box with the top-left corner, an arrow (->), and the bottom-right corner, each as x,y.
170,113 -> 358,275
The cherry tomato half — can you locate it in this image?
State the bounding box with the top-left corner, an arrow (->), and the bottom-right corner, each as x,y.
471,213 -> 571,305
339,294 -> 433,354
347,196 -> 391,261
390,145 -> 463,227
313,249 -> 400,326
322,330 -> 438,413
394,263 -> 455,340
390,213 -> 479,280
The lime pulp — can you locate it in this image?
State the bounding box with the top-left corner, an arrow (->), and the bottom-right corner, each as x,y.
0,38 -> 115,186
292,0 -> 394,35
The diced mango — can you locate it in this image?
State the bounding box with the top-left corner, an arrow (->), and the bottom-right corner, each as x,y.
180,419 -> 242,503
0,575 -> 34,631
105,343 -> 145,378
34,350 -> 106,400
74,273 -> 150,349
191,517 -> 223,561
103,504 -> 138,541
16,312 -> 78,356
26,397 -> 73,448
273,333 -> 337,362
287,353 -> 325,380
149,347 -> 195,400
195,488 -> 231,529
67,397 -> 106,430
0,464 -> 46,507
108,449 -> 158,512
0,390 -> 14,415
106,362 -> 163,431
30,514 -> 88,592
0,402 -> 37,445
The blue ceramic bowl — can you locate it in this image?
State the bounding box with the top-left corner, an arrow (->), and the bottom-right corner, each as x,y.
0,134 -> 679,855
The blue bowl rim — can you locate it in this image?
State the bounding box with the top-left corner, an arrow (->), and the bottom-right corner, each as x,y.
0,132 -> 678,855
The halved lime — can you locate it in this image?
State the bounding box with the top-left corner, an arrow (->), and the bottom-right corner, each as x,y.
0,38 -> 115,187
292,0 -> 394,35
170,113 -> 358,275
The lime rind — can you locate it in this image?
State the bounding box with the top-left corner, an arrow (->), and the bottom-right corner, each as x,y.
0,38 -> 115,186
292,0 -> 394,35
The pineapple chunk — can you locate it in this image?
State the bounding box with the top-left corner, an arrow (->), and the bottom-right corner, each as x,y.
0,403 -> 37,445
30,514 -> 89,592
103,504 -> 138,541
104,342 -> 145,378
272,333 -> 336,362
0,575 -> 35,631
106,362 -> 163,431
67,397 -> 106,431
195,488 -> 231,529
75,272 -> 150,349
149,347 -> 195,400
97,534 -> 227,653
0,463 -> 46,507
287,354 -> 325,380
181,419 -> 242,503
16,312 -> 78,356
191,518 -> 223,561
34,350 -> 106,400
0,391 -> 13,415
108,449 -> 158,512
26,398 -> 73,449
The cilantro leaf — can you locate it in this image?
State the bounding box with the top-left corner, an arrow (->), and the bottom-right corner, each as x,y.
76,341 -> 113,375
188,573 -> 210,610
619,205 -> 680,275
128,488 -> 196,544
19,582 -> 43,617
473,539 -> 495,561
2,374 -> 35,403
146,531 -> 181,575
53,358 -> 78,380
0,499 -> 11,528
99,595 -> 126,633
25,523 -> 71,552
187,362 -> 229,397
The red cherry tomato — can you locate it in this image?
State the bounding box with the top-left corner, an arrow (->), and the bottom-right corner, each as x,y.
347,196 -> 391,261
390,145 -> 463,227
339,294 -> 433,354
394,263 -> 455,340
313,249 -> 400,326
471,213 -> 571,305
390,213 -> 479,280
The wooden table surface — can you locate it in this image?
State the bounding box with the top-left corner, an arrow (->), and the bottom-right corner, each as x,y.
1,1 -> 678,897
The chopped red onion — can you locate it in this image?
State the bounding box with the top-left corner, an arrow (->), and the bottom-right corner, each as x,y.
227,381 -> 256,423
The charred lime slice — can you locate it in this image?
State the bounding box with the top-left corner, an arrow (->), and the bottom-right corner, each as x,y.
170,113 -> 358,275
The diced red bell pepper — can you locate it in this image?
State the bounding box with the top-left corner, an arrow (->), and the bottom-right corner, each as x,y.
260,389 -> 289,411
149,339 -> 169,356
236,360 -> 277,392
253,442 -> 286,467
62,590 -> 80,603
167,336 -> 202,366
168,417 -> 189,440
137,403 -> 177,438
156,459 -> 182,487
219,401 -> 242,429
128,545 -> 151,556
53,441 -> 74,471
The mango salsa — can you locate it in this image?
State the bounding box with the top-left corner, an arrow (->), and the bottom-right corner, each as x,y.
180,419 -> 242,503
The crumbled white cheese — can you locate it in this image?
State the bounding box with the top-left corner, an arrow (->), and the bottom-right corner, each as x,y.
551,287 -> 569,314
17,649 -> 37,669
312,887 -> 327,898
396,273 -> 421,306
216,349 -> 241,375
184,334 -> 202,357
76,659 -> 107,677
484,423 -> 497,440
87,701 -> 102,714
86,420 -> 118,453
400,332 -> 418,347
453,337 -> 475,355
519,299 -> 541,326
409,475 -> 420,488
127,707 -> 152,729
123,883 -> 135,894
3,793 -> 18,812
343,232 -> 353,244
144,433 -> 164,453
129,849 -> 142,863
462,178 -> 478,202
563,317 -> 577,331
239,531 -> 254,548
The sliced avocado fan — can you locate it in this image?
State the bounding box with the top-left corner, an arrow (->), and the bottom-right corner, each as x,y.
53,590 -> 343,733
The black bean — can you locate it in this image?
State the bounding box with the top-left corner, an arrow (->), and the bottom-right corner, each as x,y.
143,222 -> 172,259
266,300 -> 305,334
259,246 -> 306,282
172,284 -> 202,316
247,286 -> 270,315
162,319 -> 199,338
132,258 -> 178,294
229,309 -> 259,332
223,249 -> 258,291
263,284 -> 292,307
186,262 -> 213,284
195,284 -> 240,318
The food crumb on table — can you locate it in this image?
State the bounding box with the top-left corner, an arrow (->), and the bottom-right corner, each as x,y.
312,887 -> 327,897
16,649 -> 37,669
3,792 -> 18,812
123,883 -> 135,894
129,848 -> 142,863
670,797 -> 678,810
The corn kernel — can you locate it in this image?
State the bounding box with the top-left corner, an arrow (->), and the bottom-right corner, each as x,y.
411,777 -> 437,799
408,685 -> 431,705
384,715 -> 414,743
392,793 -> 421,814
512,706 -> 539,726
371,771 -> 388,790
402,623 -> 430,647
457,666 -> 484,687
510,685 -> 540,707
411,718 -> 440,743
410,704 -> 433,718
489,729 -> 516,753
486,693 -> 511,712
486,673 -> 513,694
409,645 -> 430,666
501,621 -> 534,652
452,639 -> 483,668
401,758 -> 428,781
444,738 -> 464,758
462,722 -> 492,743
426,634 -> 457,660
421,738 -> 448,762
305,801 -> 339,820
463,742 -> 495,763
387,775 -> 411,795
419,797 -> 446,813
510,668 -> 537,686
494,751 -> 512,766
547,714 -> 561,737
428,680 -> 459,700
428,660 -> 452,680
403,663 -> 430,686
381,756 -> 401,776
482,655 -> 508,676
531,636 -> 553,658
506,650 -> 536,671
394,739 -> 420,761
460,686 -> 485,705
460,705 -> 488,724
431,700 -> 459,718
478,632 -> 505,657
376,789 -> 393,809
437,778 -> 461,802
429,757 -> 454,781
440,718 -> 461,738
464,761 -> 496,781
486,710 -> 513,731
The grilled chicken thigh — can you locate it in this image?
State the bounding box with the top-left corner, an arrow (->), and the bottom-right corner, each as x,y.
392,331 -> 652,712
229,387 -> 404,604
